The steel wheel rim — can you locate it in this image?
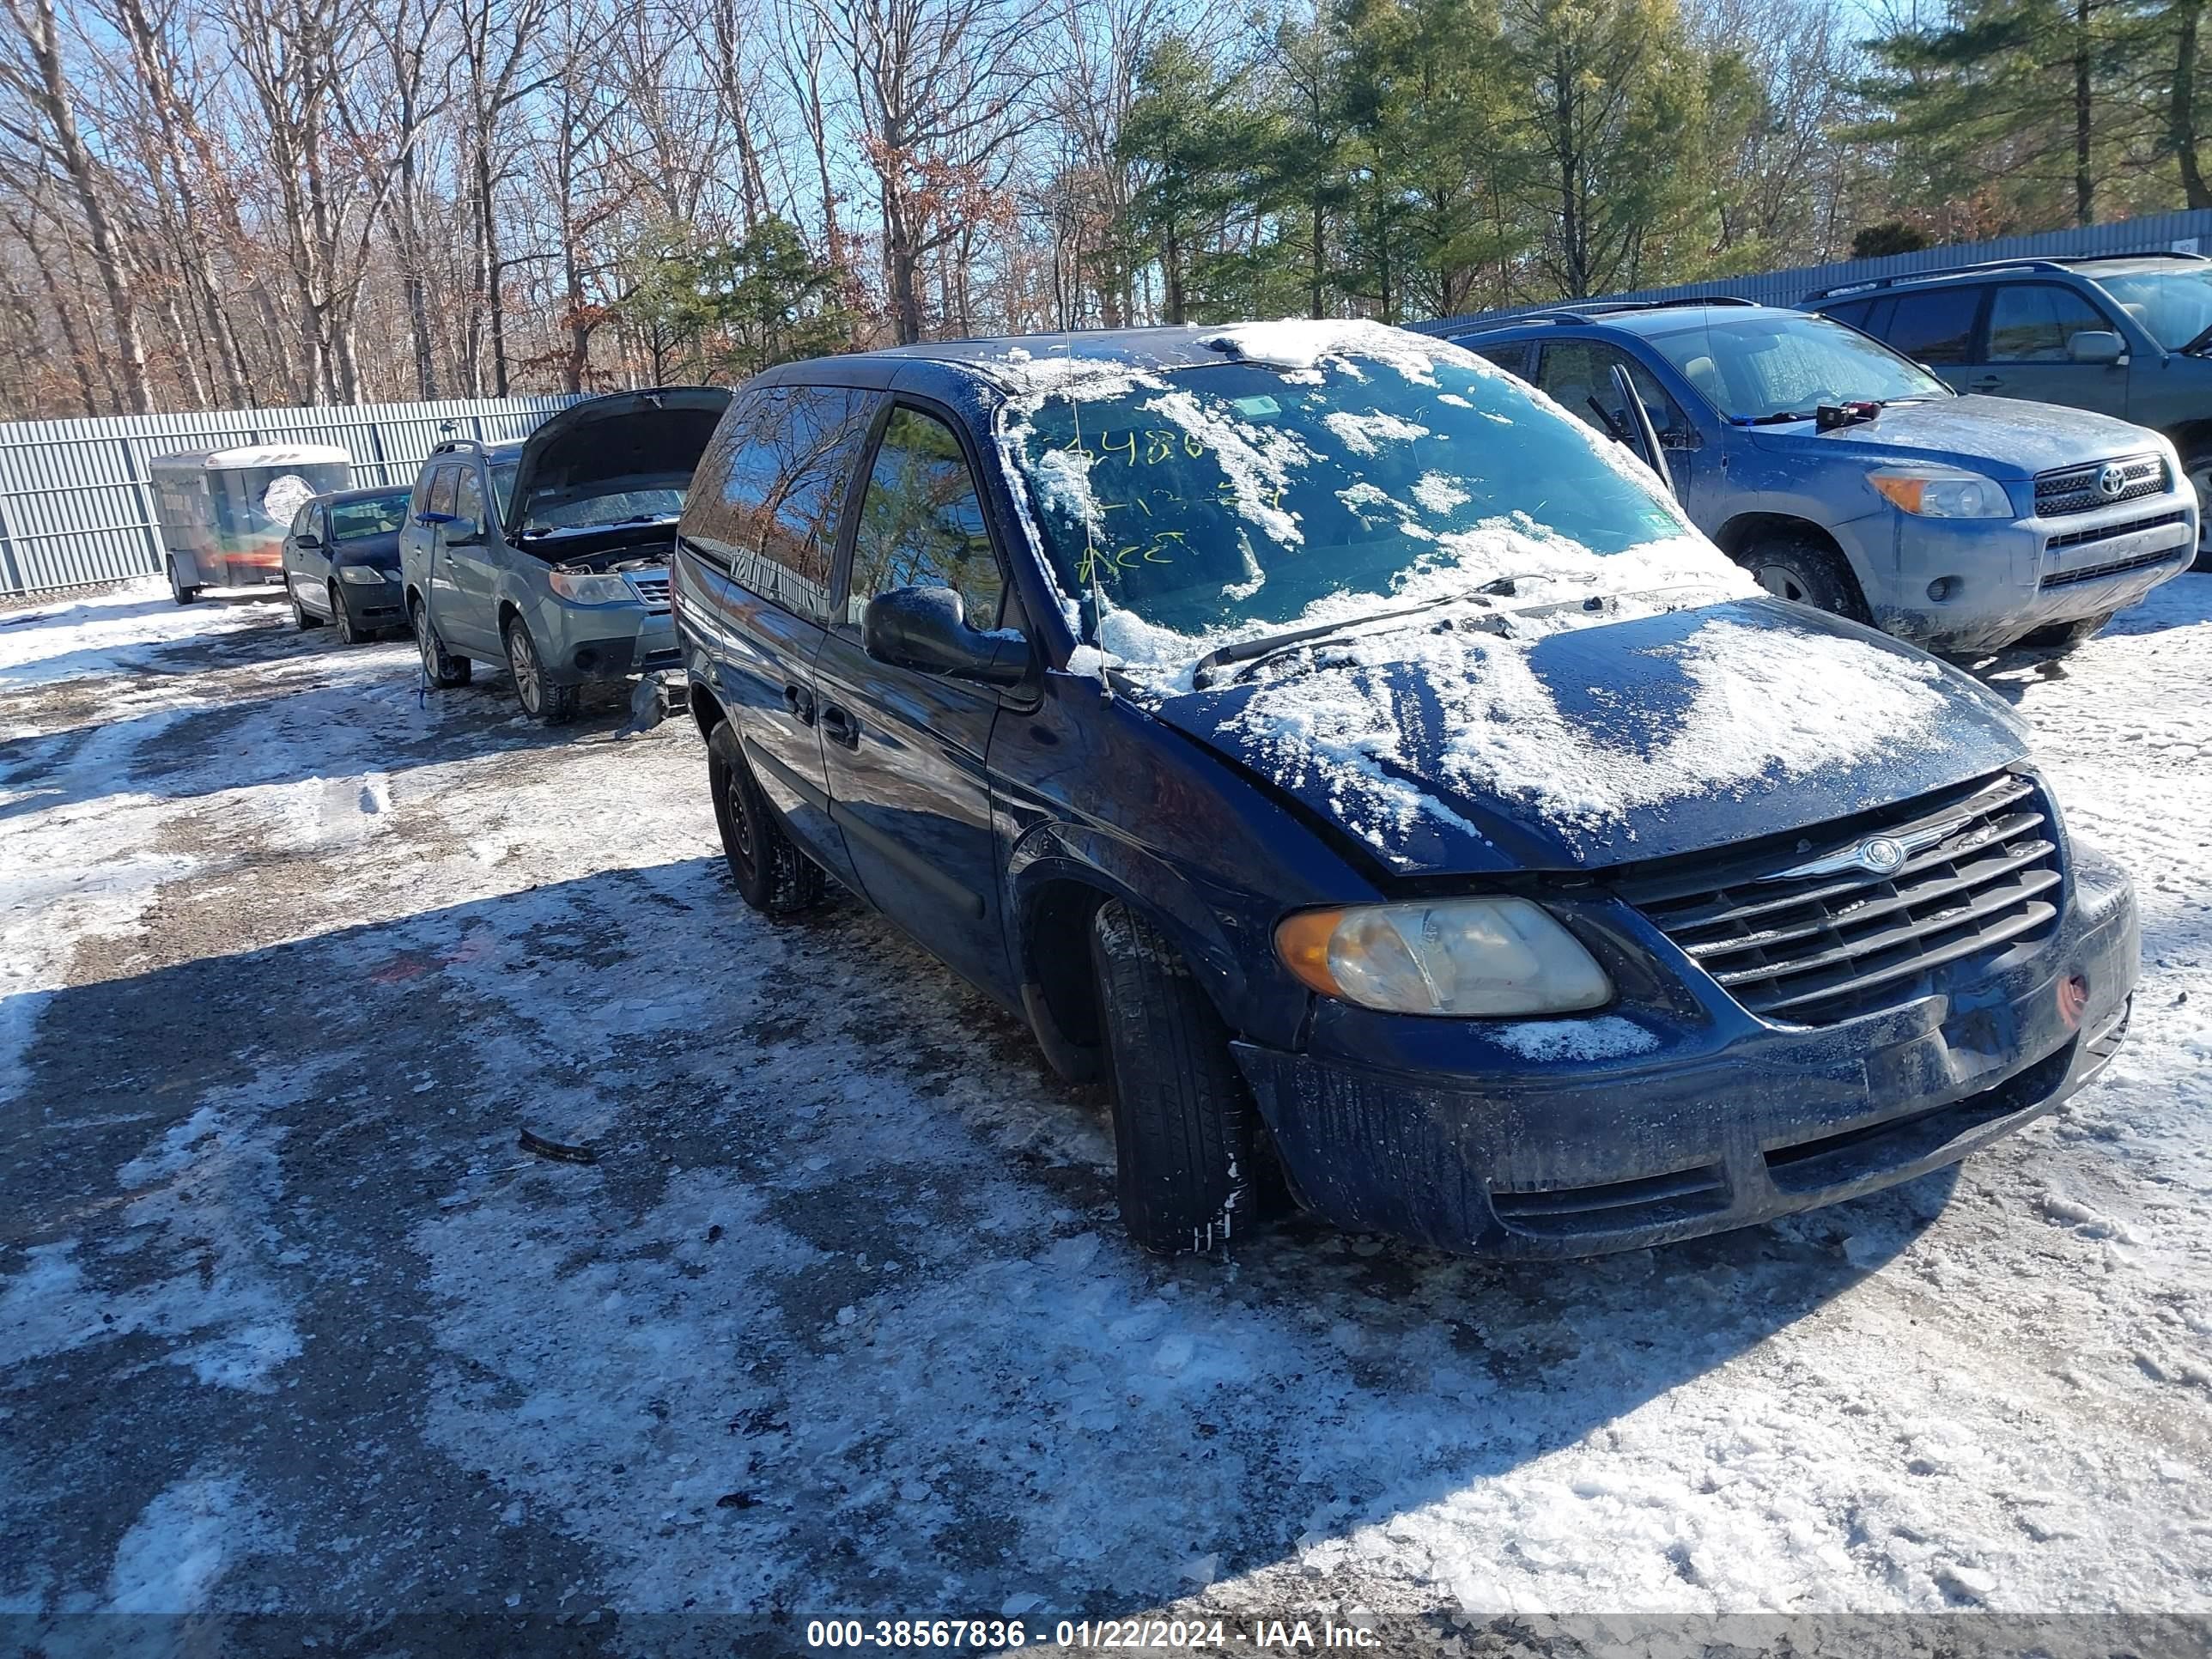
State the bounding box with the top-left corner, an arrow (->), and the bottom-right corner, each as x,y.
331,588 -> 349,641
507,628 -> 540,713
2191,464 -> 2212,550
415,611 -> 439,676
1753,562 -> 1809,603
725,770 -> 757,870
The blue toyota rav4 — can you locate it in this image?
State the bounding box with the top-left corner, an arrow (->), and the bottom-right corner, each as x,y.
671,321 -> 2137,1259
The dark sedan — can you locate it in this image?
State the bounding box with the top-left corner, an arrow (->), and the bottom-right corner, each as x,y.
282,485 -> 415,644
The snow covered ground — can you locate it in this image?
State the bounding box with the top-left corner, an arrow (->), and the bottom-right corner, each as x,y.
0,577 -> 2208,1650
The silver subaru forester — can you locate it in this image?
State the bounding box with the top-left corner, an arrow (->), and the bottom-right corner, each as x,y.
401,386 -> 730,724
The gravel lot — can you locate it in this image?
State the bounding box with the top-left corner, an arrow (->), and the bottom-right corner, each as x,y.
2,578 -> 2209,1650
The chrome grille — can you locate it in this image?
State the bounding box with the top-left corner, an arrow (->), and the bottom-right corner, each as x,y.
1613,772 -> 2061,1026
2034,453 -> 2167,517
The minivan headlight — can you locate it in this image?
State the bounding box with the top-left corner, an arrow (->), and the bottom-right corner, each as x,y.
550,569 -> 633,603
1274,897 -> 1612,1017
1869,465 -> 2010,519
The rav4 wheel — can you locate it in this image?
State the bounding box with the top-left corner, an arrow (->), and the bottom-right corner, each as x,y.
1090,899 -> 1283,1255
1738,531 -> 1871,623
2184,447 -> 2212,571
410,598 -> 471,688
503,617 -> 579,725
707,720 -> 824,915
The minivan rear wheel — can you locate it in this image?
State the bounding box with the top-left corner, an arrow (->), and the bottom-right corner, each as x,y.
707,720 -> 824,915
1739,532 -> 1870,623
1090,900 -> 1282,1255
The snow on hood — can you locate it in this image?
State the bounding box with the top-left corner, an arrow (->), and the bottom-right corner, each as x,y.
1153,598 -> 2030,873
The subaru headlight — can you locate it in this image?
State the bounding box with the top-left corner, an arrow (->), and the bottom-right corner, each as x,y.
1275,897 -> 1612,1017
337,563 -> 389,585
550,569 -> 634,603
1869,465 -> 2011,519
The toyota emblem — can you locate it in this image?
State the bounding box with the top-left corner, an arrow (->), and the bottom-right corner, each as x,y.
2096,461 -> 2128,499
1857,836 -> 1906,875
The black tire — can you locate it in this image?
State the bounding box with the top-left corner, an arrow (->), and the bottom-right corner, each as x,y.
331,584 -> 370,646
167,559 -> 200,607
2183,448 -> 2212,571
411,597 -> 471,688
1737,531 -> 1871,623
291,586 -> 323,630
2018,611 -> 2112,654
504,616 -> 580,724
1090,899 -> 1282,1255
706,720 -> 824,915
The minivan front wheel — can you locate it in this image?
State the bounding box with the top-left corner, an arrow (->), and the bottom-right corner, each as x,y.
1090,900 -> 1280,1255
503,617 -> 580,725
1740,532 -> 1870,623
410,599 -> 471,688
706,720 -> 824,915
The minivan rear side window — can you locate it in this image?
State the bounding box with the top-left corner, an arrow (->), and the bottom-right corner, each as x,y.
1882,289 -> 1981,364
683,385 -> 875,625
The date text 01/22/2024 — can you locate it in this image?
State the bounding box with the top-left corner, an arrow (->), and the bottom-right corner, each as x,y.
804,1618 -> 1382,1650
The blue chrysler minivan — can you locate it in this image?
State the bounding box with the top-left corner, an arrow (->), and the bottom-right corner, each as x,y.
670,322 -> 2137,1259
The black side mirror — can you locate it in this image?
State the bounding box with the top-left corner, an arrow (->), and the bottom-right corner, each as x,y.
295,532 -> 322,550
862,586 -> 1028,685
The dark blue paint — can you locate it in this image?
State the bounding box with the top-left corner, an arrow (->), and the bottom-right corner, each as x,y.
673,328 -> 2141,1258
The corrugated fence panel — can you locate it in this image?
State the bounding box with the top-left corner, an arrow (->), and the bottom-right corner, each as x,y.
0,393 -> 582,596
1415,207 -> 2212,334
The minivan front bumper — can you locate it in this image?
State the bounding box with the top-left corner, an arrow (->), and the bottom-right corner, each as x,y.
1232,848 -> 2136,1259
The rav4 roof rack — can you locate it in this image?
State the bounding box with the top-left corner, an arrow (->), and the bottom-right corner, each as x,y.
1805,247 -> 2209,303
1441,294 -> 1759,333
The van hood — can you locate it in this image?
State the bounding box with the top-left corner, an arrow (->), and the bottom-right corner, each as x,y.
1748,395 -> 2161,478
1149,597 -> 2030,877
505,386 -> 731,537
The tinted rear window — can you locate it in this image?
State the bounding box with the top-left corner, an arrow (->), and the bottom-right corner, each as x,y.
1881,289 -> 1981,364
682,385 -> 878,625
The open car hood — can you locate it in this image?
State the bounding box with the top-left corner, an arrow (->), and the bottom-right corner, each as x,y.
1149,598 -> 2031,877
504,386 -> 731,539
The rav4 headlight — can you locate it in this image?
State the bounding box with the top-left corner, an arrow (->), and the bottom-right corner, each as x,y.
1275,897 -> 1612,1017
1869,465 -> 2010,519
550,569 -> 634,604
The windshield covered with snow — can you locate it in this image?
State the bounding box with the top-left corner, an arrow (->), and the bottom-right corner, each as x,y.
2094,265 -> 2212,350
1007,337 -> 1695,666
1645,313 -> 1950,422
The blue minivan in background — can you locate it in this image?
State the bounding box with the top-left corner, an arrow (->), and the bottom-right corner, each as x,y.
670,321 -> 2137,1259
1436,301 -> 2195,654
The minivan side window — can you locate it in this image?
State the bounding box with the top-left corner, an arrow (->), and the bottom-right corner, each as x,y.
683,385 -> 875,625
1985,283 -> 2112,362
844,407 -> 1004,630
1882,289 -> 1981,364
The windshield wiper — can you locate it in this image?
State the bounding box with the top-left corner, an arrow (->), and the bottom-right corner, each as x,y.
1738,410 -> 1816,426
2181,323 -> 2212,355
1188,577 -> 1551,690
